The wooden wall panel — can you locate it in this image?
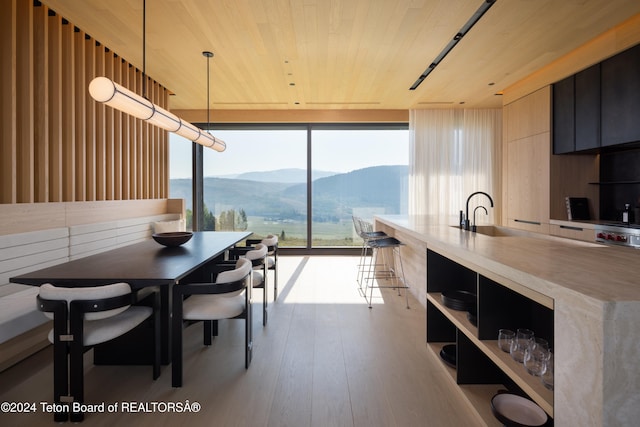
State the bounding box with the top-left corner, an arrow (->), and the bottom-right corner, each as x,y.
16,0 -> 34,203
60,17 -> 75,201
0,0 -> 17,204
84,35 -> 96,201
1,1 -> 171,206
47,11 -> 62,202
33,3 -> 49,203
73,28 -> 86,201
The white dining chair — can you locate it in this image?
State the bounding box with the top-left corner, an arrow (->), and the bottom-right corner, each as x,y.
37,282 -> 160,422
171,257 -> 253,387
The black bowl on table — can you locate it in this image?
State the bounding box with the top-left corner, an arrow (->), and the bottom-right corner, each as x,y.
152,231 -> 193,247
490,392 -> 548,427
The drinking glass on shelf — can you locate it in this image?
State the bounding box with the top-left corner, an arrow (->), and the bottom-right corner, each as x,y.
541,351 -> 554,390
524,337 -> 549,376
510,328 -> 534,363
498,329 -> 515,352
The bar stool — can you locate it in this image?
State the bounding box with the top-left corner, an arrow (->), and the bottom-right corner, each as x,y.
362,232 -> 409,309
352,216 -> 388,290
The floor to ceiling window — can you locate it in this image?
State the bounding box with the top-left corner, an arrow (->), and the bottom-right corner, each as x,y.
169,123 -> 408,249
311,125 -> 409,247
202,127 -> 308,247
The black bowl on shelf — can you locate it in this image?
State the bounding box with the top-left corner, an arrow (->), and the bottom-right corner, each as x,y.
490,392 -> 548,427
439,344 -> 457,368
152,231 -> 193,247
441,290 -> 476,312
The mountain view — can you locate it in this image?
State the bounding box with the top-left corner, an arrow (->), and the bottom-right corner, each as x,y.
170,165 -> 408,224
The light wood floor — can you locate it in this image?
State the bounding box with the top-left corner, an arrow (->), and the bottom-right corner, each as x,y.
0,256 -> 482,426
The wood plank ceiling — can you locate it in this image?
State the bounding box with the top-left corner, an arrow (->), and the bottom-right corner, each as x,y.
40,0 -> 640,111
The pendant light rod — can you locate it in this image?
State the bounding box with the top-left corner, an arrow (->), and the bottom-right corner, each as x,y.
203,51 -> 213,131
142,0 -> 147,98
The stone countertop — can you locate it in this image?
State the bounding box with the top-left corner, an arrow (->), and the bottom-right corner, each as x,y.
375,215 -> 640,303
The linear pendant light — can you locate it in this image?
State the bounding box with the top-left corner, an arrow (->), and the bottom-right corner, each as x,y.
88,0 -> 226,152
89,77 -> 226,151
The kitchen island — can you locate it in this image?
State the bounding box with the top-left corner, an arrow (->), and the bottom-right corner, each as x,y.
374,215 -> 640,427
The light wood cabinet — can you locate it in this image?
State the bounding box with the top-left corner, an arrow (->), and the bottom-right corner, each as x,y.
503,87 -> 551,233
503,86 -> 598,230
505,133 -> 551,232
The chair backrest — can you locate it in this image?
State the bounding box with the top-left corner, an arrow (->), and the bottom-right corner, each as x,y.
213,258 -> 252,297
261,235 -> 278,248
352,216 -> 361,235
38,282 -> 132,321
215,257 -> 252,285
245,243 -> 267,261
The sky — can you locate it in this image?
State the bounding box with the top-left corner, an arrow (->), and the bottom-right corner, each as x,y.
169,129 -> 409,179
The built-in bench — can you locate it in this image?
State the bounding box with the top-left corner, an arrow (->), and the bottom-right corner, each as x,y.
0,212 -> 181,372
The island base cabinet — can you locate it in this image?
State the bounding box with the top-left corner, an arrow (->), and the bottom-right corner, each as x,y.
426,249 -> 554,425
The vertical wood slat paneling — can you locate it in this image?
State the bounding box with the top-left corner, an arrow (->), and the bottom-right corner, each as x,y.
16,0 -> 34,203
84,34 -> 96,201
95,42 -> 105,200
0,0 -> 17,204
0,0 -> 17,203
47,10 -> 63,203
1,1 -> 171,205
61,17 -> 75,201
104,48 -> 114,200
33,3 -> 49,203
120,60 -> 130,200
113,55 -> 122,201
74,27 -> 86,201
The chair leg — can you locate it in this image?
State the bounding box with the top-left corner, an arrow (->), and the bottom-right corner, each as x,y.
172,297 -> 183,388
204,320 -> 213,345
152,290 -> 161,380
245,301 -> 253,369
263,284 -> 268,326
52,340 -> 69,422
272,262 -> 278,301
69,340 -> 84,422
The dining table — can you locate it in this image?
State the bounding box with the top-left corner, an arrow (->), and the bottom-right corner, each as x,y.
10,230 -> 252,365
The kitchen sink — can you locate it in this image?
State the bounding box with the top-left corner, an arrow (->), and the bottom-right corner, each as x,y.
451,225 -> 524,237
451,225 -> 606,247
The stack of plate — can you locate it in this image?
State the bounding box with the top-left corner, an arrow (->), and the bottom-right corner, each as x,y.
441,290 -> 476,312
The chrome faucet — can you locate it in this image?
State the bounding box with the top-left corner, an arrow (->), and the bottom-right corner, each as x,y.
464,191 -> 494,231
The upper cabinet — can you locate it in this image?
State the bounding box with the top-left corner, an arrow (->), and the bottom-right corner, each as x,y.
553,43 -> 640,154
552,75 -> 575,154
575,64 -> 601,151
601,44 -> 640,147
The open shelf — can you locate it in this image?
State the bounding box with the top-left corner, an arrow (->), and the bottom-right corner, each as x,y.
426,248 -> 554,424
477,340 -> 553,416
427,292 -> 478,337
426,342 -> 503,427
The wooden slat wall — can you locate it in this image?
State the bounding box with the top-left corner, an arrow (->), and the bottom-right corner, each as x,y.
0,0 -> 169,204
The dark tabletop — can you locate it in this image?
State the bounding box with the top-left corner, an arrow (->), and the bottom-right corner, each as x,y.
10,231 -> 252,289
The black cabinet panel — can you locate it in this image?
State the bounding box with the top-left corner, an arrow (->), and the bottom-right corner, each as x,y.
552,76 -> 575,154
575,64 -> 601,151
601,44 -> 640,147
